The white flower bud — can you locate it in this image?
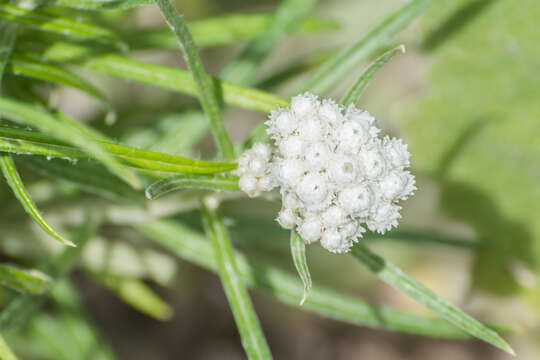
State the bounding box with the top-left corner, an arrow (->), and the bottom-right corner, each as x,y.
291,93 -> 317,118
282,192 -> 301,210
252,142 -> 272,161
298,216 -> 322,244
329,155 -> 357,184
297,118 -> 324,142
296,173 -> 328,204
239,174 -> 258,198
277,207 -> 297,229
321,205 -> 347,227
248,156 -> 267,177
272,110 -> 296,137
305,142 -> 331,171
257,175 -> 276,192
318,99 -> 343,127
277,158 -> 305,186
383,137 -> 410,169
338,184 -> 373,215
367,203 -> 401,234
359,147 -> 386,179
278,135 -> 304,158
339,221 -> 360,239
337,120 -> 369,153
321,228 -> 351,253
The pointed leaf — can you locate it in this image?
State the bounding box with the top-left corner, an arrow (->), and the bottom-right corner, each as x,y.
0,154 -> 74,246
351,242 -> 514,354
290,230 -> 311,305
0,335 -> 18,360
0,264 -> 52,295
340,45 -> 404,106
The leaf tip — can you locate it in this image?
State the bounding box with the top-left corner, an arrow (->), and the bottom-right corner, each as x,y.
398,44 -> 406,54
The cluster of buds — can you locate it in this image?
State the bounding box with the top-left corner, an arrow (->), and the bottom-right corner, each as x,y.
237,93 -> 415,253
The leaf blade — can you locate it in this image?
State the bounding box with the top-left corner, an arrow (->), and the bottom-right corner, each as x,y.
340,45 -> 404,106
351,242 -> 514,354
0,153 -> 74,246
290,230 -> 311,305
0,264 -> 52,295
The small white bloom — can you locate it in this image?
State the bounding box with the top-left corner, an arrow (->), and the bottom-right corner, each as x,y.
237,93 -> 416,254
298,216 -> 322,244
277,207 -> 297,229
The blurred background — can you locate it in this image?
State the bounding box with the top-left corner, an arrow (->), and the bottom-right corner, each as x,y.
1,0 -> 539,359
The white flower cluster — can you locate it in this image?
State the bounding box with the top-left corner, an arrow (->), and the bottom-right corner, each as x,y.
237,93 -> 415,253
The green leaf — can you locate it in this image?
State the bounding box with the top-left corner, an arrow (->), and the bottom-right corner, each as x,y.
0,222 -> 95,331
153,0 -> 234,160
0,153 -> 74,246
125,13 -> 338,50
0,125 -> 236,174
82,53 -> 288,113
0,98 -> 140,188
95,273 -> 173,321
201,204 -> 273,360
138,220 -> 497,339
146,174 -> 239,200
0,264 -> 52,295
0,335 -> 18,360
148,112 -> 208,156
8,56 -> 110,110
0,4 -> 122,47
351,242 -> 514,354
299,0 -> 438,95
340,45 -> 404,106
220,0 -> 318,86
289,230 -> 311,305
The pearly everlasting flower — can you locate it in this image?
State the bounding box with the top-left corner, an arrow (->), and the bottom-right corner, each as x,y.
237,93 -> 416,253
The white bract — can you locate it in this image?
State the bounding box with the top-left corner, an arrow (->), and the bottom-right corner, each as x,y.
237,93 -> 416,253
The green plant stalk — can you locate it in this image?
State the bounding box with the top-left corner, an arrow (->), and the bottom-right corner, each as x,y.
351,242 -> 514,354
201,205 -> 273,359
39,0 -> 152,10
153,0 -> 234,160
138,220 -> 506,338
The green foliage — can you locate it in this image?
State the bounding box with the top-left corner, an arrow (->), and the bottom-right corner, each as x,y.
146,174 -> 239,199
290,230 -> 311,305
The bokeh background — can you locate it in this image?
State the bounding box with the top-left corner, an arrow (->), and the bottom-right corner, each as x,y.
2,0 -> 539,359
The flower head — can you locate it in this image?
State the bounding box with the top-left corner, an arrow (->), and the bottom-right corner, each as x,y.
238,93 -> 416,253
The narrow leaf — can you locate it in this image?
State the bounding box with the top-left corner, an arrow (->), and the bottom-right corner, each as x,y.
138,220 -> 499,339
220,0 -> 318,85
0,335 -> 18,360
0,154 -> 74,246
0,264 -> 52,295
0,98 -> 141,188
8,56 -> 110,110
299,0 -> 438,95
95,274 -> 173,321
146,174 -> 239,200
0,126 -> 237,174
0,4 -> 122,47
153,0 -> 234,159
290,230 -> 311,305
340,45 -> 405,106
0,22 -> 17,82
351,242 -> 514,354
82,54 -> 288,113
201,204 -> 273,359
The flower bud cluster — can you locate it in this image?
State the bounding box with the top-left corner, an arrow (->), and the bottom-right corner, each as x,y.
238,93 -> 416,253
237,142 -> 277,197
